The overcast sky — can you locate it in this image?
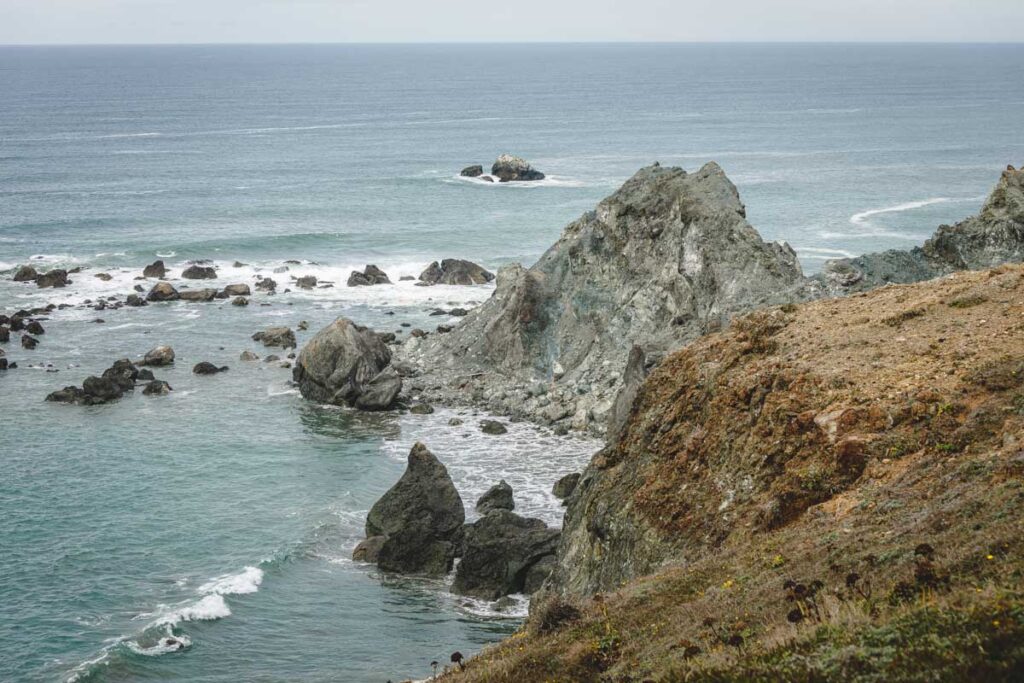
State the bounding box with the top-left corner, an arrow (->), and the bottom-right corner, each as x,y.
2,0 -> 1022,45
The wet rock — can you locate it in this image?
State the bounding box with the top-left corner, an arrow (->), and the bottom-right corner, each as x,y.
399,275 -> 415,281
252,326 -> 296,349
142,346 -> 175,367
46,386 -> 86,403
181,264 -> 216,279
295,275 -> 317,289
146,282 -> 180,302
193,362 -> 228,375
0,326 -> 8,343
347,265 -> 391,287
452,510 -> 560,600
461,164 -> 484,178
223,283 -> 250,296
231,296 -> 248,306
352,535 -> 387,563
13,265 -> 38,282
125,294 -> 147,307
21,335 -> 38,350
255,277 -> 277,292
491,154 -> 545,182
409,403 -> 435,415
480,419 -> 508,435
240,350 -> 260,361
362,442 -> 465,574
418,259 -> 495,286
448,417 -> 464,426
410,328 -> 427,338
476,480 -> 514,514
0,358 -> 7,371
143,260 -> 167,278
178,288 -> 218,302
142,380 -> 172,396
293,317 -> 401,410
94,273 -> 113,281
136,368 -> 155,381
26,321 -> 45,335
552,472 -> 581,500
449,307 -> 469,317
36,269 -> 69,288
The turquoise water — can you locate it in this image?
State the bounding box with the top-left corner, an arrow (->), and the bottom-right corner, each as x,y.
1,43 -> 1022,682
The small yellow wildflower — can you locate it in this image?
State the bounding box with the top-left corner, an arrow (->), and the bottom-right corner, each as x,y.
722,579 -> 734,589
986,554 -> 995,561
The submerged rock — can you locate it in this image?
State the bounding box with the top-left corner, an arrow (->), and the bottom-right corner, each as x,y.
361,442 -> 466,574
240,350 -> 260,361
142,380 -> 172,396
295,275 -> 317,289
255,277 -> 277,292
480,419 -> 508,435
45,359 -> 140,405
452,510 -> 560,600
491,154 -> 545,182
193,362 -> 228,375
252,326 -> 296,349
418,259 -> 495,286
21,334 -> 39,350
293,317 -> 401,410
181,264 -> 216,279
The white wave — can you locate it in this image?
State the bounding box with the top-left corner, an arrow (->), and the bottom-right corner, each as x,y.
448,173 -> 586,188
127,629 -> 192,656
454,593 -> 530,619
795,246 -> 856,259
149,594 -> 232,627
850,197 -> 953,226
197,566 -> 264,596
155,251 -> 177,258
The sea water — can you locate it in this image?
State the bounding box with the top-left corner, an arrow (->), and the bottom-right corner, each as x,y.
1,43 -> 1022,682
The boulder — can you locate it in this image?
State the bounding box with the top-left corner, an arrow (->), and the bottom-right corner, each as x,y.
136,368 -> 155,381
295,275 -> 317,289
142,346 -> 175,367
552,472 -> 581,500
523,554 -> 557,594
178,288 -> 218,302
232,296 -> 248,306
255,277 -> 277,292
101,359 -> 139,392
26,321 -> 44,335
125,294 -> 147,307
223,283 -> 250,296
146,282 -> 180,302
193,362 -> 228,375
491,154 -> 545,182
347,265 -> 391,287
409,403 -> 435,415
181,264 -> 216,279
0,326 -> 9,343
418,259 -> 495,286
21,335 -> 38,350
362,442 -> 466,575
460,164 -> 484,178
452,510 -> 560,600
480,419 -> 508,435
293,317 -> 401,410
252,327 -> 296,349
240,350 -> 260,361
94,273 -> 113,281
13,265 -> 38,282
143,260 -> 167,278
476,480 -> 514,514
142,380 -> 172,396
352,535 -> 387,563
36,269 -> 69,288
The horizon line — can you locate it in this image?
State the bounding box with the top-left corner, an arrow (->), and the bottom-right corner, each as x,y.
1,40 -> 1023,48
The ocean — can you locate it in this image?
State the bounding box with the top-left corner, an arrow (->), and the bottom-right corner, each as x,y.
1,43 -> 1022,682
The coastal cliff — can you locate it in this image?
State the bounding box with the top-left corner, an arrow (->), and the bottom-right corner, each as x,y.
440,263 -> 1024,681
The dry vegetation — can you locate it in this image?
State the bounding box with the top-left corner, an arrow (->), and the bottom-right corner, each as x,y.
437,265 -> 1024,682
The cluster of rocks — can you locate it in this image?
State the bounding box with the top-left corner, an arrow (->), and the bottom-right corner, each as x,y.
12,265 -> 72,289
46,355 -> 172,405
460,155 -> 546,183
353,443 -> 563,600
0,310 -> 52,367
144,281 -> 252,304
347,265 -> 391,287
418,259 -> 494,286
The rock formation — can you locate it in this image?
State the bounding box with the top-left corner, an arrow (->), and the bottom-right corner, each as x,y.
146,282 -> 179,302
292,317 -> 401,410
476,480 -> 514,514
35,269 -> 69,288
12,265 -> 37,282
491,154 -> 545,182
143,260 -> 167,278
252,327 -> 296,349
418,259 -> 495,286
359,442 -> 465,574
181,264 -> 216,279
45,359 -> 141,405
347,265 -> 391,287
460,165 -> 484,178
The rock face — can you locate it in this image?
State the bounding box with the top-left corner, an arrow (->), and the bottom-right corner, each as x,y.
402,163 -> 806,434
362,442 -> 465,574
292,317 -> 401,410
491,154 -> 545,182
460,164 -> 484,178
181,264 -> 216,279
418,259 -> 495,286
143,260 -> 167,278
814,165 -> 1024,295
452,510 -> 560,599
476,480 -> 514,514
146,282 -> 180,302
552,472 -> 581,500
347,265 -> 391,287
252,327 -> 296,349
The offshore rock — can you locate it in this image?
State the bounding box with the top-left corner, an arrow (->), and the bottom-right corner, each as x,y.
460,164 -> 484,178
252,326 -> 296,349
146,282 -> 180,302
362,442 -> 465,575
476,480 -> 515,514
13,265 -> 38,282
347,265 -> 391,287
491,154 -> 545,182
143,260 -> 167,278
141,345 -> 175,367
222,283 -> 250,296
178,288 -> 218,302
181,264 -> 216,279
36,269 -> 69,288
293,317 -> 400,410
418,259 -> 495,286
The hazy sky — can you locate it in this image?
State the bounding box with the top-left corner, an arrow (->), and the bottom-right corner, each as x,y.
2,0 -> 1022,45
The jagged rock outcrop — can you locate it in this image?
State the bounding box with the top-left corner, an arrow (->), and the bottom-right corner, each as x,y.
476,480 -> 514,514
418,259 -> 495,286
146,282 -> 179,302
45,359 -> 140,405
13,265 -> 38,282
36,269 -> 69,288
292,317 -> 401,410
347,265 -> 391,287
491,154 -> 545,182
361,442 -> 465,574
452,510 -> 560,599
401,163 -> 807,433
143,260 -> 167,278
252,326 -> 296,349
460,165 -> 484,178
181,264 -> 216,279
815,165 -> 1024,294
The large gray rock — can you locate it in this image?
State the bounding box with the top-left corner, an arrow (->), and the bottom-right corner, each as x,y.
402,163 -> 806,434
418,259 -> 495,286
476,480 -> 514,514
362,442 -> 466,575
452,510 -> 560,600
143,260 -> 167,278
347,265 -> 391,287
13,265 -> 38,282
178,288 -> 218,302
181,264 -> 216,279
36,269 -> 69,288
814,165 -> 1024,294
141,346 -> 175,367
491,154 -> 545,182
460,164 -> 484,178
146,282 -> 180,302
293,317 -> 401,410
252,326 -> 296,349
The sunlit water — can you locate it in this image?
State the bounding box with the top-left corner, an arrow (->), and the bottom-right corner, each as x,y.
1,43 -> 1022,682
